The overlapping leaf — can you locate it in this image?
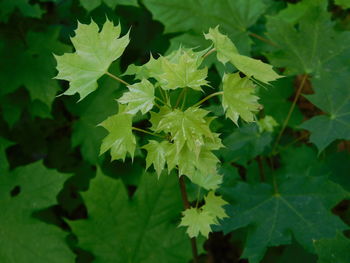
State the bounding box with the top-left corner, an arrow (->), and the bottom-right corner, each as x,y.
205,27 -> 281,83
143,0 -> 267,54
222,73 -> 261,125
99,105 -> 136,161
220,176 -> 349,263
79,0 -> 138,11
118,79 -> 155,114
0,162 -> 74,263
69,169 -> 193,263
155,107 -> 213,157
180,191 -> 228,238
301,71 -> 350,152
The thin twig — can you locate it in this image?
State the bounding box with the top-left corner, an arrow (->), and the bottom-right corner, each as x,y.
249,32 -> 278,47
105,71 -> 130,86
132,127 -> 164,138
202,48 -> 216,59
179,175 -> 199,263
257,156 -> 265,182
192,91 -> 223,108
272,74 -> 308,154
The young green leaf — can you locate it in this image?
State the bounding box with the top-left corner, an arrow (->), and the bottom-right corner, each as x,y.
142,140 -> 170,177
99,105 -> 136,161
54,19 -> 129,100
222,73 -> 261,125
202,191 -> 228,223
155,107 -> 213,157
180,191 -> 228,238
118,79 -> 155,114
158,48 -> 208,91
205,26 -> 281,83
186,170 -> 222,191
179,207 -> 216,238
258,115 -> 278,133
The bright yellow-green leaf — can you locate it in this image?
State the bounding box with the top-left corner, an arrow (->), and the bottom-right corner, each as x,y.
258,115 -> 279,132
155,107 -> 213,157
142,140 -> 170,177
205,26 -> 282,83
118,79 -> 155,114
180,191 -> 227,238
186,170 -> 222,191
158,48 -> 209,91
99,105 -> 136,161
55,19 -> 129,100
179,207 -> 215,238
202,191 -> 228,223
222,73 -> 261,125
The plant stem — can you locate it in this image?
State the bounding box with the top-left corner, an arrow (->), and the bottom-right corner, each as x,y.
193,91 -> 223,107
181,88 -> 188,110
105,71 -> 130,86
249,32 -> 278,47
132,127 -> 164,138
257,156 -> 265,182
272,74 -> 308,154
175,88 -> 187,108
178,175 -> 199,263
202,48 -> 216,59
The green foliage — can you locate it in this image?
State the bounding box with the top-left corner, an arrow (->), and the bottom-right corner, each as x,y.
0,162 -> 74,263
220,176 -> 349,263
99,105 -> 136,161
2,0 -> 350,262
314,232 -> 350,263
69,169 -> 193,263
55,19 -> 129,100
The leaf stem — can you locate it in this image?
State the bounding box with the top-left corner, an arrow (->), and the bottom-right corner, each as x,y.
175,88 -> 187,108
132,127 -> 164,138
105,71 -> 130,86
193,91 -> 223,107
202,48 -> 216,59
249,32 -> 278,47
178,175 -> 199,263
272,74 -> 308,154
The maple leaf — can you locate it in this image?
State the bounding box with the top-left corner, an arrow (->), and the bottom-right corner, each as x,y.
300,71 -> 350,152
69,169 -> 194,263
143,0 -> 267,54
314,232 -> 350,263
0,0 -> 44,22
0,29 -> 71,122
158,48 -> 208,91
220,176 -> 349,263
266,6 -> 350,75
155,107 -> 213,157
99,105 -> 136,161
222,73 -> 261,125
142,140 -> 170,177
180,192 -> 228,238
205,26 -> 282,84
54,19 -> 129,100
202,191 -> 228,223
258,115 -> 278,133
118,79 -> 155,114
79,0 -> 138,11
220,123 -> 272,166
69,73 -> 122,164
0,162 -> 74,263
180,208 -> 215,238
